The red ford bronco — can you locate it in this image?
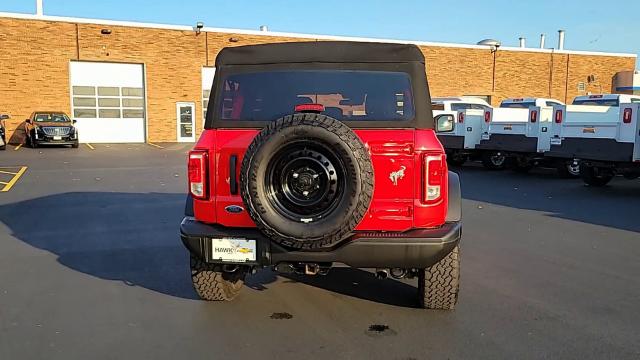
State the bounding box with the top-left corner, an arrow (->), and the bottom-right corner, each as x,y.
180,41 -> 462,309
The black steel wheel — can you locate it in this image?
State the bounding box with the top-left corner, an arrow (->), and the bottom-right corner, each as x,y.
240,113 -> 374,249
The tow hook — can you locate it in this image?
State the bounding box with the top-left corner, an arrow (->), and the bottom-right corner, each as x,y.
375,269 -> 389,279
305,263 -> 319,275
389,268 -> 408,279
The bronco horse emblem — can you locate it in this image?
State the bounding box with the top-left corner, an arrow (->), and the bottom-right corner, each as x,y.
389,165 -> 406,186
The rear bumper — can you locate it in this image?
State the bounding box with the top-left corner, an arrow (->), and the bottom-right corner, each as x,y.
545,138 -> 633,162
34,137 -> 77,145
180,217 -> 462,269
476,134 -> 537,153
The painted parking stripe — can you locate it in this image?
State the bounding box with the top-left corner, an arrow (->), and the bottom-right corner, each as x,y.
13,144 -> 22,151
147,142 -> 164,149
0,170 -> 18,175
85,143 -> 95,150
1,166 -> 27,192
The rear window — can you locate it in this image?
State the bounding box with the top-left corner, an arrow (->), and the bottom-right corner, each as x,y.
501,102 -> 535,108
216,70 -> 414,122
572,99 -> 619,106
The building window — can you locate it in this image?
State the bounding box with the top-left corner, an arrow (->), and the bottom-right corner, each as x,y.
71,86 -> 144,119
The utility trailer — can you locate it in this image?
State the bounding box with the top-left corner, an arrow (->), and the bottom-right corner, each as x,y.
432,97 -> 491,166
435,109 -> 486,166
474,103 -> 576,175
545,103 -> 640,186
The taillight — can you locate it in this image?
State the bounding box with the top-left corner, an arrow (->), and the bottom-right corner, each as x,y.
188,150 -> 208,199
457,112 -> 464,123
623,108 -> 632,123
555,110 -> 563,123
484,111 -> 491,123
424,154 -> 445,204
530,110 -> 538,123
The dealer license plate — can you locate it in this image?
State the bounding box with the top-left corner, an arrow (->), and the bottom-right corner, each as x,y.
53,136 -> 62,140
211,238 -> 256,262
550,138 -> 562,145
481,134 -> 490,140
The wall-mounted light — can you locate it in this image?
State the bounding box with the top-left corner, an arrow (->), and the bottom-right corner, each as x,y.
195,21 -> 204,35
101,29 -> 112,35
229,37 -> 239,43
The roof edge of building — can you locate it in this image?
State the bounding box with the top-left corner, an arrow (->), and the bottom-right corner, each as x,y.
0,11 -> 637,58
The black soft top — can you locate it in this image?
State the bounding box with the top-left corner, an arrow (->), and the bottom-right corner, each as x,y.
208,41 -> 433,129
215,41 -> 425,66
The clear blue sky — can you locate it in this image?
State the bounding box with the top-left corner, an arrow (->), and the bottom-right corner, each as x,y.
2,0 -> 639,58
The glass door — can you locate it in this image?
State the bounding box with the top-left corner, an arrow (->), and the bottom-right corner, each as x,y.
176,102 -> 195,142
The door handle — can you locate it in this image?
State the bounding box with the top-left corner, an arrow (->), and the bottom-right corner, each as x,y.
229,155 -> 238,195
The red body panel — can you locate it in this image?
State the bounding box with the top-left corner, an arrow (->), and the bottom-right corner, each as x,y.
191,127 -> 447,231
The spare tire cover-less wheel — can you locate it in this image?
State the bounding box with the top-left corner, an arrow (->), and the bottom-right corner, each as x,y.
240,113 -> 374,249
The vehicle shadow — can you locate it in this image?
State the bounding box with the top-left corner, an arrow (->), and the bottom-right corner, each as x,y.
0,192 -> 201,299
0,191 -> 420,306
7,121 -> 28,145
455,164 -> 640,232
282,268 -> 420,308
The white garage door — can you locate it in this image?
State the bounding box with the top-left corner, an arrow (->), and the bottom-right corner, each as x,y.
202,67 -> 216,125
70,62 -> 146,143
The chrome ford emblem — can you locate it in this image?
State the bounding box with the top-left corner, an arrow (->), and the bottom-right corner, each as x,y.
225,205 -> 245,214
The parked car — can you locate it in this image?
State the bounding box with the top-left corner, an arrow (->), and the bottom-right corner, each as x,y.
0,113 -> 8,150
180,41 -> 463,309
25,111 -> 79,148
545,102 -> 639,186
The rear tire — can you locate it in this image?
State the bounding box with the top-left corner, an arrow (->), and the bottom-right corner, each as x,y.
418,245 -> 460,310
556,160 -> 580,178
481,151 -> 507,170
72,141 -> 79,149
580,164 -> 613,187
190,256 -> 247,301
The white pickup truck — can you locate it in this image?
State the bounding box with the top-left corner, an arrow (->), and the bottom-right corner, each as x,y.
545,99 -> 640,186
433,97 -> 491,165
475,98 -> 575,174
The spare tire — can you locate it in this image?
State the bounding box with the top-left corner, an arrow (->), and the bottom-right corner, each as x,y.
240,113 -> 374,249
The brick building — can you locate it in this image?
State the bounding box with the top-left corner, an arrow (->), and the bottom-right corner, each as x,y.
0,12 -> 636,143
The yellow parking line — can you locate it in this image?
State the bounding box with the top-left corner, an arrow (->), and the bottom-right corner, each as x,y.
0,170 -> 18,175
1,166 -> 27,192
0,181 -> 7,185
85,143 -> 95,150
13,144 -> 22,151
147,142 -> 164,149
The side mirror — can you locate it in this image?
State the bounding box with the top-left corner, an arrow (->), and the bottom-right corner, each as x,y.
26,119 -> 32,124
73,119 -> 77,124
435,114 -> 455,133
0,114 -> 9,120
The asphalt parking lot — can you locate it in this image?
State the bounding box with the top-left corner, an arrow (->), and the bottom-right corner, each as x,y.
1,144 -> 639,360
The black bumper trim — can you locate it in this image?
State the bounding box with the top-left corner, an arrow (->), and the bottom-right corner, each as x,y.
180,218 -> 462,269
476,134 -> 537,153
545,138 -> 634,162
